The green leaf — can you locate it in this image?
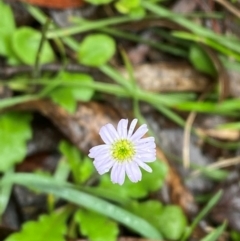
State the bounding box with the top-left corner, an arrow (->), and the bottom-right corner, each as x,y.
0,30 -> 13,56
189,44 -> 217,76
78,34 -> 116,67
59,140 -> 94,184
60,72 -> 94,101
12,27 -> 55,65
0,1 -> 16,57
78,156 -> 94,183
2,173 -> 162,239
115,0 -> 140,13
48,72 -> 94,113
49,88 -> 76,113
231,230 -> 240,241
4,210 -> 68,241
129,201 -> 187,240
75,209 -> 119,241
0,0 -> 15,33
0,112 -> 32,172
129,200 -> 163,227
84,0 -> 113,4
115,0 -> 145,18
99,160 -> 168,199
157,206 -> 187,240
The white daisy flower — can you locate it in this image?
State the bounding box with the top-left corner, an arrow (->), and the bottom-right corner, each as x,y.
88,119 -> 156,185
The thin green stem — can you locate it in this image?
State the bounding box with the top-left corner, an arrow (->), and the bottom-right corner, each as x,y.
33,18 -> 52,79
0,95 -> 40,110
46,16 -> 136,39
101,27 -> 188,57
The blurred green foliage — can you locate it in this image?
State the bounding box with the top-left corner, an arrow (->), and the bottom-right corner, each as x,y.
48,72 -> 95,113
0,112 -> 32,171
0,0 -> 15,57
78,34 -> 116,67
75,209 -> 119,241
59,140 -> 94,184
5,211 -> 69,241
0,2 -> 54,65
189,44 -> 217,76
12,27 -> 55,65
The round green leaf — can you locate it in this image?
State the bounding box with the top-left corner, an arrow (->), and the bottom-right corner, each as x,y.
12,27 -> 55,65
78,34 -> 116,67
189,44 -> 217,77
157,205 -> 187,240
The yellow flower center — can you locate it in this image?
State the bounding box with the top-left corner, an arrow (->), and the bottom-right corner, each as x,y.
111,139 -> 135,162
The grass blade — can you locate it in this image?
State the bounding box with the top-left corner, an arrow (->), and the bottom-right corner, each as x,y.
2,173 -> 163,240
181,190 -> 223,241
202,221 -> 227,241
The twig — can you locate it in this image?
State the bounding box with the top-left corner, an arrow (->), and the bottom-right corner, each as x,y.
182,85 -> 213,169
33,18 -> 52,79
182,111 -> 197,169
214,0 -> 240,19
192,155 -> 240,176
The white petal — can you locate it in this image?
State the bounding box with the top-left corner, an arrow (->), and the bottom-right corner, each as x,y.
88,144 -> 109,158
134,159 -> 152,172
110,162 -> 119,184
136,141 -> 156,149
130,124 -> 148,141
126,162 -> 142,183
137,137 -> 155,144
111,163 -> 126,185
93,151 -> 111,164
127,119 -> 138,138
105,123 -> 119,141
99,125 -> 114,144
117,164 -> 126,185
94,159 -> 114,175
117,119 -> 128,138
93,155 -> 111,168
136,149 -> 156,156
137,154 -> 156,163
141,157 -> 156,163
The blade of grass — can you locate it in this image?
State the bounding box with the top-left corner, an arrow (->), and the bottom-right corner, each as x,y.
2,173 -> 163,240
181,190 -> 223,241
0,168 -> 14,218
201,221 -> 227,241
173,31 -> 240,60
46,16 -> 136,39
142,1 -> 240,54
101,27 -> 188,57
